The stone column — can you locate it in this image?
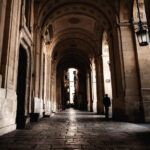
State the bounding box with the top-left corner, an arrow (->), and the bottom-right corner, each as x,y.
95,55 -> 104,114
0,0 -> 22,135
38,39 -> 45,116
1,0 -> 21,89
114,22 -> 142,121
30,0 -> 34,36
50,76 -> 54,112
44,52 -> 51,116
39,41 -> 43,98
106,27 -> 125,120
86,73 -> 91,111
33,26 -> 43,116
53,70 -> 57,112
50,59 -> 57,112
0,0 -> 6,87
133,22 -> 150,122
34,28 -> 41,97
0,0 -> 7,66
91,58 -> 97,112
56,66 -> 63,110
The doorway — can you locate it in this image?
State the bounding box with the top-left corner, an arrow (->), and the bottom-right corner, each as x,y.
16,45 -> 27,129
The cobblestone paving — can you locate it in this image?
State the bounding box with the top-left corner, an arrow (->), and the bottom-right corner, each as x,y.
0,108 -> 150,150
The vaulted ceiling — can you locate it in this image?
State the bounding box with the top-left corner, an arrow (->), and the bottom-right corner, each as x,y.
34,0 -> 134,70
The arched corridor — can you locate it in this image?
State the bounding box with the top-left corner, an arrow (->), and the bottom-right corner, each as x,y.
0,0 -> 150,149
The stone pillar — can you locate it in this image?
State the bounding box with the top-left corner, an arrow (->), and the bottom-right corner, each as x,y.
50,76 -> 54,112
56,66 -> 63,110
86,73 -> 91,111
50,59 -> 54,113
0,0 -> 7,65
50,60 -> 57,112
0,0 -> 7,88
53,71 -> 57,112
1,0 -> 21,89
38,39 -> 45,116
0,0 -> 22,135
45,53 -> 51,116
87,71 -> 92,112
115,23 -> 142,121
95,55 -> 104,114
33,27 -> 43,117
106,27 -> 125,120
133,23 -> 150,122
30,0 -> 34,36
39,40 -> 44,100
91,58 -> 97,112
34,29 -> 41,97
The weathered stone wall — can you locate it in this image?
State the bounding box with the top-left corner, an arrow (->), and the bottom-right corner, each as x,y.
120,25 -> 141,121
133,0 -> 150,122
0,89 -> 17,135
0,0 -> 7,67
143,0 -> 150,122
0,0 -> 21,135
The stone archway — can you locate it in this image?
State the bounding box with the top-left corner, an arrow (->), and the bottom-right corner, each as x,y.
102,31 -> 113,117
56,56 -> 89,111
49,32 -> 97,112
33,0 -> 150,122
16,44 -> 31,128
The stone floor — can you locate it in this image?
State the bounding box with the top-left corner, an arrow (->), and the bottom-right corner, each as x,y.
0,108 -> 150,150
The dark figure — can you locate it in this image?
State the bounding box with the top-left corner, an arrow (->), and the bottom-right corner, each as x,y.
73,94 -> 78,108
103,94 -> 111,119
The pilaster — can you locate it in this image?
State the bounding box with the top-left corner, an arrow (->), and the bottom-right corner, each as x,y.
117,22 -> 142,121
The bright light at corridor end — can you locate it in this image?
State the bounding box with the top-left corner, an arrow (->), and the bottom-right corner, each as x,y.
69,68 -> 76,104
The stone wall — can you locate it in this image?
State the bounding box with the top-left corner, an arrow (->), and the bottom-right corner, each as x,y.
0,89 -> 17,135
0,0 -> 21,135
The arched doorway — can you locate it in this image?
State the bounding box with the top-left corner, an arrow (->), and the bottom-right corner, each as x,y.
63,68 -> 77,109
102,32 -> 113,118
56,57 -> 88,111
16,45 -> 27,129
62,68 -> 87,110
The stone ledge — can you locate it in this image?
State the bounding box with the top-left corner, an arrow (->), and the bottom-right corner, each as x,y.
0,124 -> 16,136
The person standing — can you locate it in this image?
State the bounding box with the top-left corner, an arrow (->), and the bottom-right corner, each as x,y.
103,94 -> 111,119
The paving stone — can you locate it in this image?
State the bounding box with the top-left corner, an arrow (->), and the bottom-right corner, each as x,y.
0,108 -> 150,150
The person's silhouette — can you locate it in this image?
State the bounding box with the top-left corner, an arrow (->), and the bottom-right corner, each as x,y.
103,94 -> 111,119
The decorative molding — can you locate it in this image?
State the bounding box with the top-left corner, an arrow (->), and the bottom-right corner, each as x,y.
141,88 -> 150,91
20,26 -> 33,47
118,22 -> 132,27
